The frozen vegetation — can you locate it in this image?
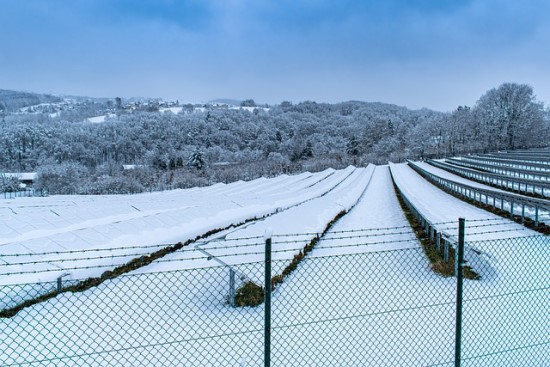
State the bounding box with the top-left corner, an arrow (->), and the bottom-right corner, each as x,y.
1,83 -> 549,195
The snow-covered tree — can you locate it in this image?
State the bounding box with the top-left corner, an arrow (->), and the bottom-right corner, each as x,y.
474,83 -> 545,151
187,149 -> 206,170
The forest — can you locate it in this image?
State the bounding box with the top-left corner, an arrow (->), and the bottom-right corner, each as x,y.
1,83 -> 549,195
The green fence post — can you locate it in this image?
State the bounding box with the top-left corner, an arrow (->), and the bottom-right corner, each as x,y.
455,218 -> 465,367
265,231 -> 272,367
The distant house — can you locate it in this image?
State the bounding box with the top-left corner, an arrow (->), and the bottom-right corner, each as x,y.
2,172 -> 37,187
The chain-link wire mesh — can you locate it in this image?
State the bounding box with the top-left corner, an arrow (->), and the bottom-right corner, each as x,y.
461,235 -> 550,366
271,248 -> 456,366
1,228 -> 548,366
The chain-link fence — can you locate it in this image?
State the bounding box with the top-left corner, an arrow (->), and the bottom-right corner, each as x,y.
1,224 -> 548,366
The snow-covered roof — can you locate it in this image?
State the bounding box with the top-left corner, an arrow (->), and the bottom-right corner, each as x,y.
1,172 -> 37,181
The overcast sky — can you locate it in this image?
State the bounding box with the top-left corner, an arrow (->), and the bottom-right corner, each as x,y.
1,0 -> 549,111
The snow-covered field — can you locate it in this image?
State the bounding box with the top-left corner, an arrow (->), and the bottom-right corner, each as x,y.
1,167 -> 364,287
86,113 -> 116,123
1,165 -> 548,366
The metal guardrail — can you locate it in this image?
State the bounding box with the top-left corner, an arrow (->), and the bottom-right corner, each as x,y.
408,161 -> 550,226
486,152 -> 550,163
389,165 -> 459,267
446,158 -> 550,181
463,155 -> 550,171
427,159 -> 550,197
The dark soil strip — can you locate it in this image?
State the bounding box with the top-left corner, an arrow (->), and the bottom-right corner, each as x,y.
391,179 -> 480,280
234,210 -> 348,307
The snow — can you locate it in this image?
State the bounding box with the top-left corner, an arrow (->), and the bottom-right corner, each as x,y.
129,166 -> 375,280
229,106 -> 270,112
313,165 -> 417,256
1,172 -> 37,181
389,163 -> 537,241
411,161 -> 549,225
0,164 -> 547,366
159,107 -> 183,114
86,113 -> 116,123
0,167 -> 364,288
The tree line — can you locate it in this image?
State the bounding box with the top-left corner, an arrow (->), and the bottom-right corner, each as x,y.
0,83 -> 548,194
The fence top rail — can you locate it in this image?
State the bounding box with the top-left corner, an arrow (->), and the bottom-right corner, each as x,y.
464,155 -> 550,170
428,159 -> 550,188
407,160 -> 550,210
446,158 -> 550,179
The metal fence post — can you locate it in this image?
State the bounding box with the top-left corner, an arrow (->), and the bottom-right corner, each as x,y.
57,273 -> 69,294
229,269 -> 236,308
57,276 -> 63,294
455,218 -> 465,367
264,231 -> 272,367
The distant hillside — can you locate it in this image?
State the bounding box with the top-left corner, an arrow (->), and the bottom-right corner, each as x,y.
0,89 -> 62,112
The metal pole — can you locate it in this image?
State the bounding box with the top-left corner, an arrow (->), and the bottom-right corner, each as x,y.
455,218 -> 465,367
229,269 -> 236,307
56,273 -> 69,294
264,234 -> 272,367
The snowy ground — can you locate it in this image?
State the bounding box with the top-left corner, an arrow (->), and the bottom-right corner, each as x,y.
0,165 -> 547,366
86,114 -> 116,123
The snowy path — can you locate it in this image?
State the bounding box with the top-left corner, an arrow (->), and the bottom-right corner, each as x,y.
314,165 -> 417,256
266,165 -> 447,364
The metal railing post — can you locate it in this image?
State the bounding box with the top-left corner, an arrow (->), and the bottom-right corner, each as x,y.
229,269 -> 236,308
264,232 -> 272,367
454,218 -> 465,367
57,273 -> 70,294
